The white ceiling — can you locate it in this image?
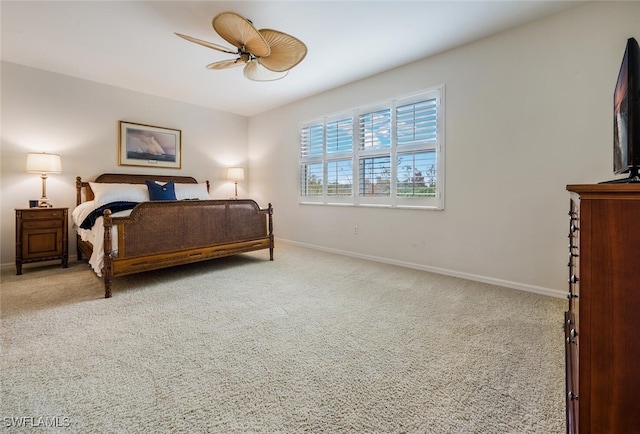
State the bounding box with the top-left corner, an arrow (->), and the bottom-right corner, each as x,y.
1,1 -> 582,117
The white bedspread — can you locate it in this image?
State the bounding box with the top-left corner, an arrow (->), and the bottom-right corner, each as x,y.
72,201 -> 132,276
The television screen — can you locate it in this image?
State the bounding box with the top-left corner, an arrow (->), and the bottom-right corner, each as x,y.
612,37 -> 640,179
613,41 -> 631,174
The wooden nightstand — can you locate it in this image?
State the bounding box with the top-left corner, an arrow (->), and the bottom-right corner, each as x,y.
15,207 -> 69,275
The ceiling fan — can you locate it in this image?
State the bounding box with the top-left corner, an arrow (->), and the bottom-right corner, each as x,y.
176,12 -> 307,82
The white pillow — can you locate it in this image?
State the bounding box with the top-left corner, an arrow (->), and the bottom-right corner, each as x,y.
89,182 -> 149,206
173,182 -> 210,200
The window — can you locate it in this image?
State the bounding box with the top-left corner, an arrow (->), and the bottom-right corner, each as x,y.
359,156 -> 391,197
300,86 -> 444,209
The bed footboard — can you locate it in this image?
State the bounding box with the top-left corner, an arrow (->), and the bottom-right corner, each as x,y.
101,200 -> 274,298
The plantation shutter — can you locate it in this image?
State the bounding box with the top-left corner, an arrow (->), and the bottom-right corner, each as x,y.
327,159 -> 353,197
358,108 -> 392,150
301,124 -> 324,158
326,118 -> 353,154
396,98 -> 438,146
300,163 -> 323,196
300,122 -> 324,200
359,156 -> 391,197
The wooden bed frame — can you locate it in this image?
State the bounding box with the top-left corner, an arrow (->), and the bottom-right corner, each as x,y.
75,173 -> 273,298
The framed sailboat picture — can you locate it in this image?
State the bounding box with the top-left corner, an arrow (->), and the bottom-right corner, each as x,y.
118,121 -> 182,169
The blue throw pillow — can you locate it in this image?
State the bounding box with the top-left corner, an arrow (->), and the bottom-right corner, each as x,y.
145,180 -> 177,201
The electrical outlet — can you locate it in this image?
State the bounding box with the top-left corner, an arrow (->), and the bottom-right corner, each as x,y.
353,225 -> 358,234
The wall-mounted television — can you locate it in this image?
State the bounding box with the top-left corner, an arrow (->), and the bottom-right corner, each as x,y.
608,37 -> 640,182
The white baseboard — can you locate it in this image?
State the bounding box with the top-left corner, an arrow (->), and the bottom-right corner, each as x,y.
1,255 -> 80,274
3,241 -> 566,300
275,238 -> 567,299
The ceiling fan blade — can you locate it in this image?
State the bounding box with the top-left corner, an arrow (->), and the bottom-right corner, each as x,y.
207,59 -> 244,70
174,32 -> 237,54
243,61 -> 288,81
258,29 -> 308,72
213,12 -> 270,57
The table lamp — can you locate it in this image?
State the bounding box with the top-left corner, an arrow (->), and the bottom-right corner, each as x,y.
227,167 -> 244,199
26,152 -> 62,207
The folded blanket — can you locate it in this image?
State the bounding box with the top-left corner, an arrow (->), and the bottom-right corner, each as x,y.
80,201 -> 139,229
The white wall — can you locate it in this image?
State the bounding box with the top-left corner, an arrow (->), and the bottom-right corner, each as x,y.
248,2 -> 640,296
0,62 -> 249,267
3,2 -> 637,296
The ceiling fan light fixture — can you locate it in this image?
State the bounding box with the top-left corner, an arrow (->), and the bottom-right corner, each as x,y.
244,61 -> 288,82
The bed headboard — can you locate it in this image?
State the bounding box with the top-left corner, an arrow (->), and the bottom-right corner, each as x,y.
75,173 -> 209,205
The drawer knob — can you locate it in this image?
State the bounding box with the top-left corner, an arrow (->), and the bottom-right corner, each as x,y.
567,252 -> 579,267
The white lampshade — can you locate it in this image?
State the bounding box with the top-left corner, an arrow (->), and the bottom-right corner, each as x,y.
227,167 -> 245,181
26,152 -> 62,204
26,153 -> 62,174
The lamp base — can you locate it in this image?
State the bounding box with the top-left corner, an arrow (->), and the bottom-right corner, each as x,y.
38,198 -> 53,208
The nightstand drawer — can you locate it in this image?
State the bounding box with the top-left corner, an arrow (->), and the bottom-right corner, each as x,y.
22,209 -> 65,220
15,207 -> 69,275
22,219 -> 63,229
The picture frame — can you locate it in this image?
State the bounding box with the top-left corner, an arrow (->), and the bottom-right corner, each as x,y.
118,121 -> 182,169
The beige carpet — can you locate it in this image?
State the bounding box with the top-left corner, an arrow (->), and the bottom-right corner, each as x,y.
1,243 -> 566,433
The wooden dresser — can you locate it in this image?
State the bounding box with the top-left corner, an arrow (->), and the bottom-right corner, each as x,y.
565,184 -> 640,433
15,207 -> 68,275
